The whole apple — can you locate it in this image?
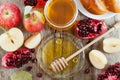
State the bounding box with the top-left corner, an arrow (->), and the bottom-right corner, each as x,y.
23,10 -> 45,33
0,3 -> 21,28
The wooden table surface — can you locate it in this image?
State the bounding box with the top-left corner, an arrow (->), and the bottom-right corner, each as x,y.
0,0 -> 120,80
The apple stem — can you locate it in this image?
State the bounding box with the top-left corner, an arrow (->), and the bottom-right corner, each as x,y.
0,27 -> 14,43
32,13 -> 36,21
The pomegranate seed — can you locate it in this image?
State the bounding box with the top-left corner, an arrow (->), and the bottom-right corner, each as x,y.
36,73 -> 42,78
84,68 -> 90,74
29,49 -> 35,53
26,66 -> 32,71
32,58 -> 37,63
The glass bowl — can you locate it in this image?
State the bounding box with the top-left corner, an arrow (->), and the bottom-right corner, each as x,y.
37,32 -> 85,79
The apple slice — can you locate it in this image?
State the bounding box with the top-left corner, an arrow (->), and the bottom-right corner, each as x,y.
89,50 -> 107,69
24,6 -> 33,16
24,33 -> 41,49
103,37 -> 120,54
0,28 -> 24,51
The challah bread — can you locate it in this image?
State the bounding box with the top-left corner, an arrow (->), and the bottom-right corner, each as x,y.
80,0 -> 120,15
105,0 -> 120,12
80,0 -> 108,15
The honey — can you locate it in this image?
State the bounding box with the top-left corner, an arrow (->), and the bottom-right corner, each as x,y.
42,37 -> 78,73
44,0 -> 77,30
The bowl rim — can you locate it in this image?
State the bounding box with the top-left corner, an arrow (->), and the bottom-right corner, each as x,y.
36,32 -> 85,79
76,0 -> 116,20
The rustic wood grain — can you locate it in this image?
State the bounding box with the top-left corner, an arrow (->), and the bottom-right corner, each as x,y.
0,0 -> 120,80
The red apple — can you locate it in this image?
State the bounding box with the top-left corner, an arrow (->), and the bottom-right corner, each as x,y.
23,10 -> 45,33
0,3 -> 21,28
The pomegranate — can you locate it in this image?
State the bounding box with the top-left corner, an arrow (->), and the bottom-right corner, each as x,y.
24,0 -> 37,6
24,0 -> 48,8
2,53 -> 15,68
1,48 -> 35,68
76,19 -> 108,39
35,0 -> 48,8
97,62 -> 120,80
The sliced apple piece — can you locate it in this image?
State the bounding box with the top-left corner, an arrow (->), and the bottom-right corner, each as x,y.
24,6 -> 33,16
89,50 -> 107,69
24,33 -> 41,49
0,28 -> 24,51
103,37 -> 120,54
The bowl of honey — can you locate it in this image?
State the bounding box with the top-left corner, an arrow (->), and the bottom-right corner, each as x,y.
44,0 -> 78,30
37,32 -> 85,79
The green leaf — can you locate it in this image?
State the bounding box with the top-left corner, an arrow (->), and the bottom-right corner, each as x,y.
24,13 -> 30,18
10,71 -> 32,80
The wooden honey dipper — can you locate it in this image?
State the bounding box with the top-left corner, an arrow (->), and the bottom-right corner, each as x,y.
50,22 -> 120,72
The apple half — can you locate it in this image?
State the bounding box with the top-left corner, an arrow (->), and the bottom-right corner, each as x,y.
0,28 -> 24,51
89,50 -> 107,69
103,37 -> 120,54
